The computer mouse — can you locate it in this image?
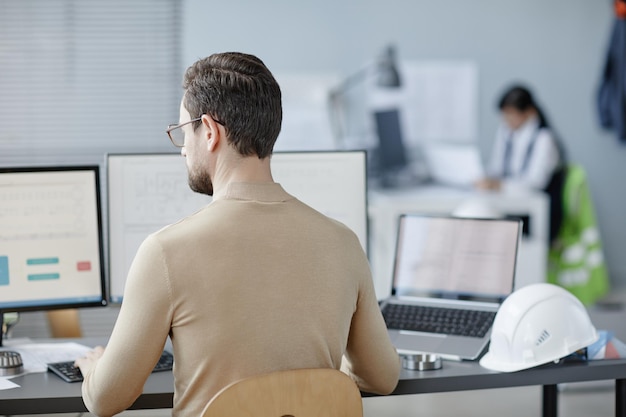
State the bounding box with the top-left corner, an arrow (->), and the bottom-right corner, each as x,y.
0,350 -> 24,376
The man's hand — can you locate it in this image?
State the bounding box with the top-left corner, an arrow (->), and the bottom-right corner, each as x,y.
75,346 -> 105,377
474,178 -> 502,191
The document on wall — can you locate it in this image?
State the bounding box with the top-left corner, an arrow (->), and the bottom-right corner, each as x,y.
273,72 -> 339,151
367,60 -> 479,145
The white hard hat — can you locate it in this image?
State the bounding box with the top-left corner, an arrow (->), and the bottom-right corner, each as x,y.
479,283 -> 598,372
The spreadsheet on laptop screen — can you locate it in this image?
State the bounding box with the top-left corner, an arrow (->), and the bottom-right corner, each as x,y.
393,215 -> 520,300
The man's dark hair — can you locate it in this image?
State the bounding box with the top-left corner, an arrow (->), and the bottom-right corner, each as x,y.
182,52 -> 282,158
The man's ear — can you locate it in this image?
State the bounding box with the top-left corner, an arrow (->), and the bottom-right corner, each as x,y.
201,114 -> 221,151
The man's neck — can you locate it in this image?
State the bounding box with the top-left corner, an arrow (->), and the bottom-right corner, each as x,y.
211,153 -> 274,199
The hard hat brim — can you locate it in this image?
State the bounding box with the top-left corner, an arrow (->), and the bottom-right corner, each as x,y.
479,352 -> 545,373
479,331 -> 599,373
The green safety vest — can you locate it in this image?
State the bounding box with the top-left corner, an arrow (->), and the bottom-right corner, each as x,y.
547,165 -> 610,305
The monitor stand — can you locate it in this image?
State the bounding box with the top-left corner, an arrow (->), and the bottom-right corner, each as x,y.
372,165 -> 422,190
0,311 -> 20,347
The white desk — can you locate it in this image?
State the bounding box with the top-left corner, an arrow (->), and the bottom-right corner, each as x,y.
368,185 -> 550,299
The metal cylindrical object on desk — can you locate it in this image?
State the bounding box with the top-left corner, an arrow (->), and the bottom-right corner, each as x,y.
0,351 -> 24,376
402,353 -> 442,371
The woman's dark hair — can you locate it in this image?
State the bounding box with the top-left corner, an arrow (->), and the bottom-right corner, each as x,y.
498,85 -> 550,129
497,84 -> 567,162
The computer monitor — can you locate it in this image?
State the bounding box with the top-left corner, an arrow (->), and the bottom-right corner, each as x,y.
0,166 -> 107,317
271,150 -> 368,251
373,109 -> 409,186
107,153 -> 211,303
106,151 -> 368,303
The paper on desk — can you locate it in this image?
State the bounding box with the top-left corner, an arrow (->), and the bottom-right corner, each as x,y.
0,378 -> 20,390
0,342 -> 91,374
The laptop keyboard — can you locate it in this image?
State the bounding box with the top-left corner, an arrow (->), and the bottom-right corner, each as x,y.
381,304 -> 496,338
48,350 -> 174,383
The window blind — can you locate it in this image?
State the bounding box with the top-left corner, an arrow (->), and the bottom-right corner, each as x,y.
0,0 -> 181,166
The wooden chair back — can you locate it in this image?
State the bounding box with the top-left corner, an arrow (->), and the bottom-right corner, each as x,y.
201,368 -> 363,417
46,309 -> 82,338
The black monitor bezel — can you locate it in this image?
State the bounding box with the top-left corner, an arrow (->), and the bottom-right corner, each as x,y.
0,165 -> 108,313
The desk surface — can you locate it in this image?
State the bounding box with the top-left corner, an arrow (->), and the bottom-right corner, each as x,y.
2,350 -> 626,415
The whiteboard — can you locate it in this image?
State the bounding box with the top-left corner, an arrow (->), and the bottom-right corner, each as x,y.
107,151 -> 368,303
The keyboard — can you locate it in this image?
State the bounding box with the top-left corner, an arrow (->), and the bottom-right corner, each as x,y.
381,304 -> 496,338
47,350 -> 174,383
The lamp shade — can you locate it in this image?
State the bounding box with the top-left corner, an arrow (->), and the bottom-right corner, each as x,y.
376,45 -> 402,88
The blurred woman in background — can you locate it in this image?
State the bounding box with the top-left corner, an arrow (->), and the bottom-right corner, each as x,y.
476,84 -> 567,242
477,84 -> 565,192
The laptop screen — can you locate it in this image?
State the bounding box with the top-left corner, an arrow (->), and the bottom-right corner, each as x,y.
392,214 -> 520,302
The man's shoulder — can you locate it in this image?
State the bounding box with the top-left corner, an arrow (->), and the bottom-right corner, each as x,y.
291,198 -> 351,227
148,204 -> 214,238
291,199 -> 363,248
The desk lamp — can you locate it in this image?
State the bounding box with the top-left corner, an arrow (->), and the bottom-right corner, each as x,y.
328,45 -> 402,144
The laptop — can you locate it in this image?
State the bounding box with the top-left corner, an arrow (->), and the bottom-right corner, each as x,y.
380,213 -> 522,361
422,143 -> 485,188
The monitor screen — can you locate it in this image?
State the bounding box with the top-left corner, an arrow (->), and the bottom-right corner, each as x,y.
392,214 -> 520,301
107,153 -> 211,304
373,109 -> 408,176
107,151 -> 368,303
271,151 -> 368,251
0,166 -> 107,312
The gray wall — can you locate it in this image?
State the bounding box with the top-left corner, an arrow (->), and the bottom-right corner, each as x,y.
182,0 -> 626,289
